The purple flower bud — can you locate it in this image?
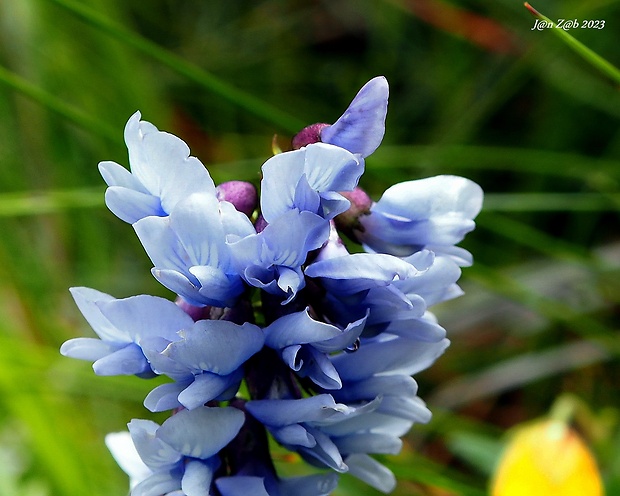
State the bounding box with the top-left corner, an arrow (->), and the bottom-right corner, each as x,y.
175,296 -> 211,321
254,214 -> 268,233
291,123 -> 330,150
216,180 -> 258,217
334,186 -> 372,242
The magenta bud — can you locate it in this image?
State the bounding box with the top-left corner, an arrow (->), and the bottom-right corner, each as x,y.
175,297 -> 211,321
254,214 -> 268,233
334,187 -> 372,242
216,181 -> 258,217
291,123 -> 331,150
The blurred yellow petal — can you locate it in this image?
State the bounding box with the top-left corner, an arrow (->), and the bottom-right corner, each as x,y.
491,420 -> 604,496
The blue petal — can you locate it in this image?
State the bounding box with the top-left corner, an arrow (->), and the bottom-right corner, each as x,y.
92,343 -> 150,376
99,160 -> 146,191
177,370 -> 243,410
96,295 -> 194,344
335,374 -> 418,402
334,433 -> 402,456
128,419 -> 182,470
247,395 -> 352,427
163,320 -> 264,376
299,347 -> 342,390
60,337 -> 122,361
332,337 -> 450,380
344,453 -> 395,493
305,253 -> 419,295
368,311 -> 446,342
157,406 -> 245,460
144,382 -> 186,412
104,186 -> 164,224
320,76 -> 389,158
278,473 -> 339,496
216,476 -> 270,496
132,470 -> 182,496
377,395 -> 432,423
270,424 -> 316,448
181,458 -> 219,496
298,426 -> 347,472
264,308 -> 365,351
69,287 -> 122,342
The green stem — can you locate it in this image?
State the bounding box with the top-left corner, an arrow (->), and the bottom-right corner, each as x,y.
525,2 -> 620,86
49,0 -> 305,133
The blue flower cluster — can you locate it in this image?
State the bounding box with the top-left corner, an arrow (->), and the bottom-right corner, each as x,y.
61,77 -> 483,496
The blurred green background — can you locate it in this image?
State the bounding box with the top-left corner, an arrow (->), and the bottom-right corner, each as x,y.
0,0 -> 619,494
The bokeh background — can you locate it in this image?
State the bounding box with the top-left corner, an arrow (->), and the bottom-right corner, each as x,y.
0,0 -> 619,494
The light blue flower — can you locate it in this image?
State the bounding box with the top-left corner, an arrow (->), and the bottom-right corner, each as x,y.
118,406 -> 244,496
330,334 -> 450,421
358,175 -> 483,263
142,319 -> 264,411
60,287 -> 194,377
99,112 -> 216,224
246,394 -> 403,493
320,76 -> 389,159
263,307 -> 367,389
246,394 -> 369,472
260,143 -> 363,223
304,251 -> 427,328
134,192 -> 255,307
229,209 -> 329,303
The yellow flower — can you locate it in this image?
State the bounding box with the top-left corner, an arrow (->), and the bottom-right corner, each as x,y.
491,420 -> 604,496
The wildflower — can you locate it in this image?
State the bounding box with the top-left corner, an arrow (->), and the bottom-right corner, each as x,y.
357,175 -> 484,263
263,307 -> 368,389
260,142 -> 363,223
229,208 -> 328,303
60,287 -> 194,378
133,192 -> 254,307
62,76 -> 482,495
117,406 -> 245,496
99,111 -> 216,224
142,319 -> 264,412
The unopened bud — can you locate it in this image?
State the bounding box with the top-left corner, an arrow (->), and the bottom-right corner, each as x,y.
334,187 -> 372,242
254,214 -> 268,233
216,181 -> 258,217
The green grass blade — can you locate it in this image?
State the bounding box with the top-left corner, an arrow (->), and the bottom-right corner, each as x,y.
48,0 -> 305,133
483,193 -> 620,212
0,64 -> 118,141
525,2 -> 620,85
0,188 -> 104,217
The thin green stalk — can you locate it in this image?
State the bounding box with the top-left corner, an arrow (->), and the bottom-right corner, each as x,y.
0,64 -> 118,141
48,0 -> 305,133
525,2 -> 620,86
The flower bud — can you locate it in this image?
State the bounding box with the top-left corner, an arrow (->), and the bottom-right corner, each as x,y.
291,123 -> 330,150
254,214 -> 268,233
216,180 -> 258,217
334,186 -> 372,242
175,297 -> 211,321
